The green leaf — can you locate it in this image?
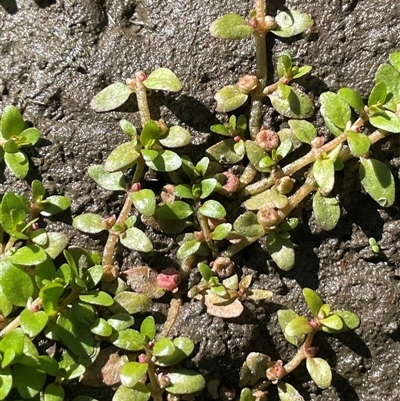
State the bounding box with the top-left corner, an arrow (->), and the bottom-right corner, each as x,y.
375,57 -> 400,112
156,201 -> 193,220
140,120 -> 160,146
43,383 -> 65,401
369,109 -> 400,132
272,10 -> 314,38
79,290 -> 114,306
14,364 -> 46,399
39,195 -> 71,217
266,233 -> 295,271
333,310 -> 360,331
153,338 -> 176,357
73,213 -> 104,234
269,86 -> 314,119
143,68 -> 182,92
320,92 -> 351,135
156,337 -> 195,367
347,130 -> 370,157
197,178 -> 220,199
166,368 -> 205,395
7,245 -> 47,265
144,149 -> 182,172
32,179 -> 46,201
174,184 -> 195,199
0,329 -> 25,359
140,316 -> 156,340
88,165 -> 126,191
198,262 -> 213,281
368,82 -> 388,107
338,87 -> 364,113
292,65 -> 312,80
40,281 -> 64,315
104,141 -> 140,172
199,200 -> 226,219
108,313 -> 135,331
210,124 -> 230,136
312,192 -> 340,231
120,227 -> 153,252
239,388 -> 256,401
4,150 -> 29,178
277,52 -> 292,78
285,316 -> 312,337
313,158 -> 335,194
20,309 -> 49,338
90,318 -> 113,337
4,138 -> 19,153
306,357 -> 332,389
359,157 -> 395,206
288,119 -> 316,144
55,310 -> 95,360
176,239 -> 202,260
120,362 -> 149,388
91,83 -> 133,112
113,384 -> 151,401
110,329 -> 146,351
214,85 -> 248,113
160,126 -> 191,148
277,381 -> 305,401
207,138 -> 245,164
0,261 -> 34,306
132,189 -> 156,216
0,367 -> 13,400
111,291 -> 152,314
234,211 -> 264,238
1,105 -> 25,139
19,127 -> 40,146
210,14 -> 254,40
303,288 -> 323,317
120,119 -> 137,138
211,223 -> 232,240
320,314 -> 343,331
277,309 -> 304,347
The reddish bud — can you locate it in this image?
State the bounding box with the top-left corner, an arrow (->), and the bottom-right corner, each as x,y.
138,353 -> 148,363
211,257 -> 235,278
161,184 -> 176,203
234,135 -> 241,143
193,231 -> 206,242
306,346 -> 319,358
138,71 -> 147,81
266,360 -> 286,382
157,373 -> 171,388
238,75 -> 259,94
102,215 -> 117,230
309,319 -> 319,329
257,208 -> 279,228
255,128 -> 279,151
219,171 -> 240,196
125,78 -> 136,91
157,268 -> 181,292
248,17 -> 258,28
131,182 -> 142,192
31,222 -> 39,230
30,303 -> 40,312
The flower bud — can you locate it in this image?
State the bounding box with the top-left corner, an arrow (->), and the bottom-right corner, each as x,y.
255,129 -> 279,151
219,171 -> 240,196
156,119 -> 169,136
276,176 -> 293,195
102,215 -> 117,230
157,268 -> 181,292
157,372 -> 171,388
248,17 -> 258,28
138,353 -> 148,363
161,184 -> 176,203
257,208 -> 279,228
125,78 -> 136,91
211,257 -> 235,278
193,231 -> 205,242
306,346 -> 319,358
102,264 -> 120,282
238,75 -> 259,94
131,182 -> 142,192
264,15 -> 277,30
266,360 -> 286,382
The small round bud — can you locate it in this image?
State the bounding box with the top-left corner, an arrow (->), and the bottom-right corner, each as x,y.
220,385 -> 236,401
233,135 -> 241,143
131,182 -> 142,192
102,264 -> 120,282
138,71 -> 148,81
138,353 -> 148,363
257,208 -> 279,228
207,217 -> 226,231
255,129 -> 279,151
102,215 -> 117,230
276,176 -> 293,195
193,231 -> 206,242
30,303 -> 41,312
311,136 -> 325,149
306,346 -> 319,358
157,372 -> 171,388
125,78 -> 136,91
264,15 -> 277,30
157,268 -> 181,292
248,17 -> 258,28
161,184 -> 176,203
219,171 -> 240,196
238,75 -> 259,94
156,119 -> 169,136
31,222 -> 39,231
211,257 -> 235,278
266,360 -> 286,382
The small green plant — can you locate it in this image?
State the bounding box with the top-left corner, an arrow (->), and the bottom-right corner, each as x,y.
239,288 -> 359,401
0,105 -> 41,178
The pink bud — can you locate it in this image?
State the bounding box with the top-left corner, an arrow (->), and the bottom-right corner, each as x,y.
219,171 -> 240,196
233,136 -> 241,143
31,222 -> 39,230
139,72 -> 148,81
157,268 -> 181,292
132,182 -> 141,192
248,18 -> 258,28
138,353 -> 148,363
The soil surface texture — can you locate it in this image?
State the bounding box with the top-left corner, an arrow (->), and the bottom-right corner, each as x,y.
1,0 -> 400,401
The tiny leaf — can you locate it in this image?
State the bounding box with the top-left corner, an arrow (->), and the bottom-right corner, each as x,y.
199,200 -> 226,219
160,126 -> 191,148
88,165 -> 126,191
306,357 -> 332,389
272,10 -> 314,38
120,227 -> 153,252
120,362 -> 149,388
91,83 -> 133,112
132,189 -> 156,216
338,87 -> 364,113
214,86 -> 248,113
347,130 -> 370,157
144,68 -> 182,92
210,14 -> 254,40
303,288 -> 323,317
73,213 -> 104,234
313,158 -> 335,194
288,119 -> 317,144
104,141 -> 140,172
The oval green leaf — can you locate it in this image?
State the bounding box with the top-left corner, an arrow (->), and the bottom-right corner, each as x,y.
73,213 -> 104,234
104,141 -> 140,172
347,130 -> 370,157
199,200 -> 226,219
272,10 -> 314,38
306,357 -> 332,389
313,158 -> 335,194
131,189 -> 156,216
214,85 -> 248,113
4,150 -> 29,179
166,368 -> 206,395
312,192 -> 340,231
144,150 -> 182,172
1,105 -> 25,139
288,119 -> 316,144
210,14 -> 254,40
160,126 -> 192,148
120,227 -> 153,252
143,68 -> 182,92
156,201 -> 193,220
88,165 -> 126,191
266,233 -> 295,271
91,83 -> 133,112
269,87 -> 314,119
359,157 -> 395,206
120,361 -> 149,388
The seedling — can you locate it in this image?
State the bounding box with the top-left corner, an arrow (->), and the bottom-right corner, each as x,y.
239,288 -> 359,401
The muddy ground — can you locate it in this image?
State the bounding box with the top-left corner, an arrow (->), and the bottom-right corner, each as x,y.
1,0 -> 400,400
